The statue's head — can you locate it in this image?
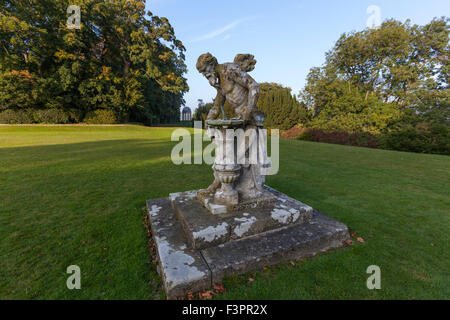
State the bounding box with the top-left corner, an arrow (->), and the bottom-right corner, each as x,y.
197,53 -> 218,86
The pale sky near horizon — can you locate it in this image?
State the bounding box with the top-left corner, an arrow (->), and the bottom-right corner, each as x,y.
146,0 -> 450,112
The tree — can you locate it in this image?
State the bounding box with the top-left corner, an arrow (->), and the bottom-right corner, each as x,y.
0,0 -> 188,124
300,67 -> 402,134
258,82 -> 307,130
193,100 -> 212,128
300,17 -> 450,152
300,17 -> 449,135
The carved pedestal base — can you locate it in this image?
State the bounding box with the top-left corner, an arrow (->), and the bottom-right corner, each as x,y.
198,187 -> 277,215
147,186 -> 350,299
201,119 -> 272,215
213,164 -> 241,206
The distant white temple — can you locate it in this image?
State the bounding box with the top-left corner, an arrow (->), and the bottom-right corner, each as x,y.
181,106 -> 192,121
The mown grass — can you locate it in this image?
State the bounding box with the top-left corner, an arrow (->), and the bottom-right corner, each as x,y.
0,125 -> 448,299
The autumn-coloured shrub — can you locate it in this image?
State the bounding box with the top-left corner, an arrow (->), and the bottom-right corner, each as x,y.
35,109 -> 70,124
0,109 -> 35,124
153,121 -> 193,128
281,126 -> 303,139
283,124 -> 449,155
378,122 -> 449,155
282,127 -> 378,149
83,110 -> 118,124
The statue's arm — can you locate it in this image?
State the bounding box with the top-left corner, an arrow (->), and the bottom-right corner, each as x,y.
207,89 -> 226,120
233,69 -> 259,108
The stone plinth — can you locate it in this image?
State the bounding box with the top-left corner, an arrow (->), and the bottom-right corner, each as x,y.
147,198 -> 211,297
147,186 -> 350,299
197,187 -> 277,215
172,187 -> 313,250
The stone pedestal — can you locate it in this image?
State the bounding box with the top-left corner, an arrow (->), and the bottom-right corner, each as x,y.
147,186 -> 350,299
197,119 -> 276,215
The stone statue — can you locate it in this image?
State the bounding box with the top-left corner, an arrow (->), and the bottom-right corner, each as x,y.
196,53 -> 262,123
196,53 -> 273,214
146,53 -> 350,299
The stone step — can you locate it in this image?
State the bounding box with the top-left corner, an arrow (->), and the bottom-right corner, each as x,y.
147,198 -> 211,299
147,194 -> 349,299
170,187 -> 313,250
201,210 -> 349,284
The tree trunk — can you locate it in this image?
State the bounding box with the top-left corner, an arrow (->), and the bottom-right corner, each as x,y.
123,56 -> 131,76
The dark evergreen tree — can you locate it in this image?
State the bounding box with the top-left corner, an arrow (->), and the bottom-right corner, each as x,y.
258,82 -> 307,130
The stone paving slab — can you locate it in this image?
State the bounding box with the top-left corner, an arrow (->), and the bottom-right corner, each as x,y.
147,197 -> 211,299
171,188 -> 313,250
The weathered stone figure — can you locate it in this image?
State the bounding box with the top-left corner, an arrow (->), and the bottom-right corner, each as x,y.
196,53 -> 271,210
196,53 -> 261,122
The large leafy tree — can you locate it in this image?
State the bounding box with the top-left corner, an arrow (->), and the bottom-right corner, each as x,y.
0,0 -> 188,123
300,17 -> 449,134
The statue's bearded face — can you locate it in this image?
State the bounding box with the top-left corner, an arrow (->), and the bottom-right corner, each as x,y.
201,64 -> 217,87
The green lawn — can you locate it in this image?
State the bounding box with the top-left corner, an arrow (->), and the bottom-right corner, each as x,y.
0,125 -> 448,299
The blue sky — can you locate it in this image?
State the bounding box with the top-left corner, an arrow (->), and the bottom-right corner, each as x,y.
146,0 -> 450,111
